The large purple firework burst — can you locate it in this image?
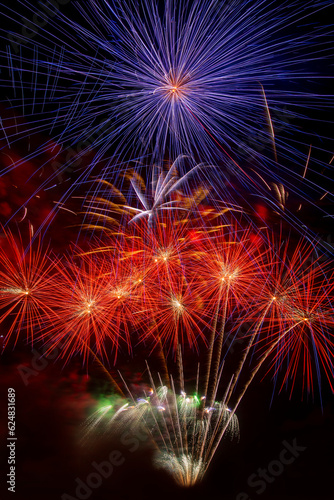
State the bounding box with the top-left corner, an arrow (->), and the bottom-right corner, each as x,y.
0,0 -> 333,223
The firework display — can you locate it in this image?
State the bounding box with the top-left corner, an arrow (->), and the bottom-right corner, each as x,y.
1,207 -> 334,484
0,0 -> 333,496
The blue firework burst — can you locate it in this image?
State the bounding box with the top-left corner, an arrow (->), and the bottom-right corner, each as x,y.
0,0 -> 333,233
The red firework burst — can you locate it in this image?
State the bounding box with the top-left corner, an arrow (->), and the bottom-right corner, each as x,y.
188,224 -> 267,312
142,272 -> 210,354
37,252 -> 119,362
250,234 -> 334,396
0,229 -> 55,348
262,259 -> 334,396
